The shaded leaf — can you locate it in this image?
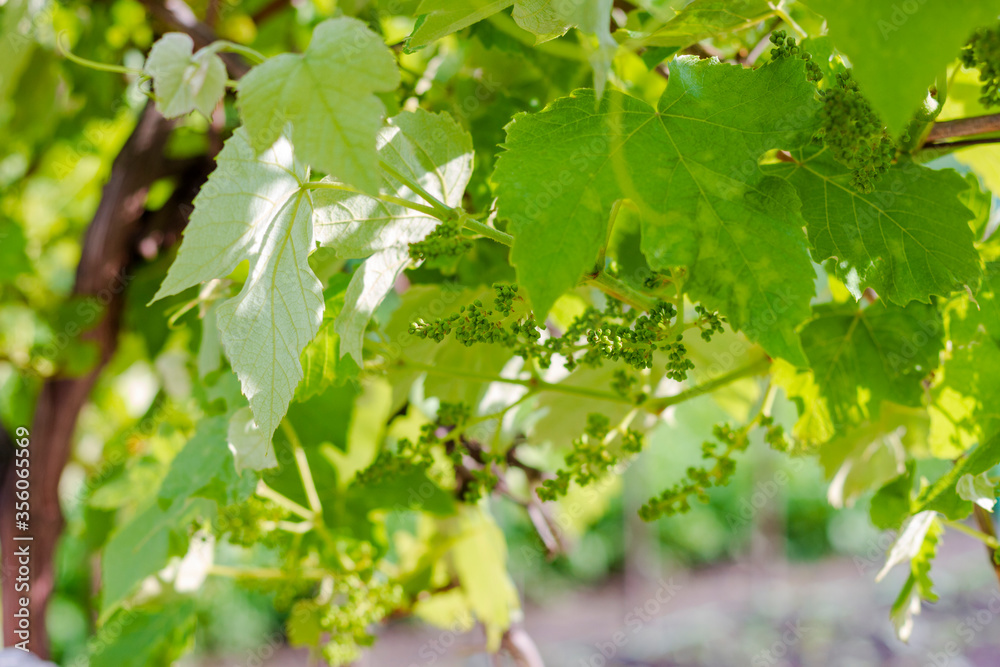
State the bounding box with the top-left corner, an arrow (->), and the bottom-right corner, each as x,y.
145,33 -> 226,119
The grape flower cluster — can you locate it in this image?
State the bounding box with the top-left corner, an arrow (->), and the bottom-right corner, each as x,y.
962,24 -> 1000,108
537,414 -> 644,501
638,423 -> 751,520
216,497 -> 287,548
410,283 -> 724,383
356,400 -> 498,502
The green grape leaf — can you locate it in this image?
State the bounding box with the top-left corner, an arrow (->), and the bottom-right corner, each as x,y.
556,0 -> 615,96
408,0 -> 513,49
144,33 -> 227,119
820,403 -> 927,508
885,516 -> 941,642
801,301 -> 942,426
629,0 -> 776,47
930,269 -> 1000,455
931,325 -> 1000,456
296,276 -> 359,401
287,382 -> 359,452
494,56 -> 821,363
912,519 -> 942,602
875,510 -> 936,582
91,602 -> 197,667
889,574 -> 920,644
771,360 -> 836,446
312,109 -> 474,362
452,507 -> 518,651
803,0 -> 1000,135
870,461 -> 914,531
914,430 -> 1000,519
158,416 -> 255,506
768,152 -> 979,305
152,129 -> 324,443
101,497 -> 214,617
512,0 -> 572,41
197,301 -> 222,379
960,171 -> 993,241
408,0 -> 614,82
237,17 -> 399,192
227,407 -> 278,473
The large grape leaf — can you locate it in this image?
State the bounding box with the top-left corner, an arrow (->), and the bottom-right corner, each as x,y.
144,33 -> 226,119
312,109 -> 474,362
237,17 -> 399,193
494,56 -> 821,363
628,0 -> 776,47
767,152 -> 980,304
803,0 -> 1000,135
800,301 -> 943,427
152,129 -> 324,443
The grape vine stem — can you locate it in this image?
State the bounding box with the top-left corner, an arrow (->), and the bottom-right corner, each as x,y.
281,419 -> 324,517
300,181 -> 441,218
208,564 -> 328,580
925,113 -> 1000,144
397,354 -> 772,413
972,506 -> 1000,590
643,354 -> 772,414
944,516 -> 1000,550
256,481 -> 313,520
396,358 -> 632,403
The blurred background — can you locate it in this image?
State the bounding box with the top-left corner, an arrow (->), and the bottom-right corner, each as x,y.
44,376 -> 1000,667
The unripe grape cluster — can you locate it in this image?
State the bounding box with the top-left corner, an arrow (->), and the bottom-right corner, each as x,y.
769,30 -> 822,82
961,24 -> 1000,107
817,70 -> 895,194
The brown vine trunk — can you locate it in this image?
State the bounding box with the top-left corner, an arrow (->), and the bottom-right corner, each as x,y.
0,103 -> 175,656
0,0 -> 247,653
